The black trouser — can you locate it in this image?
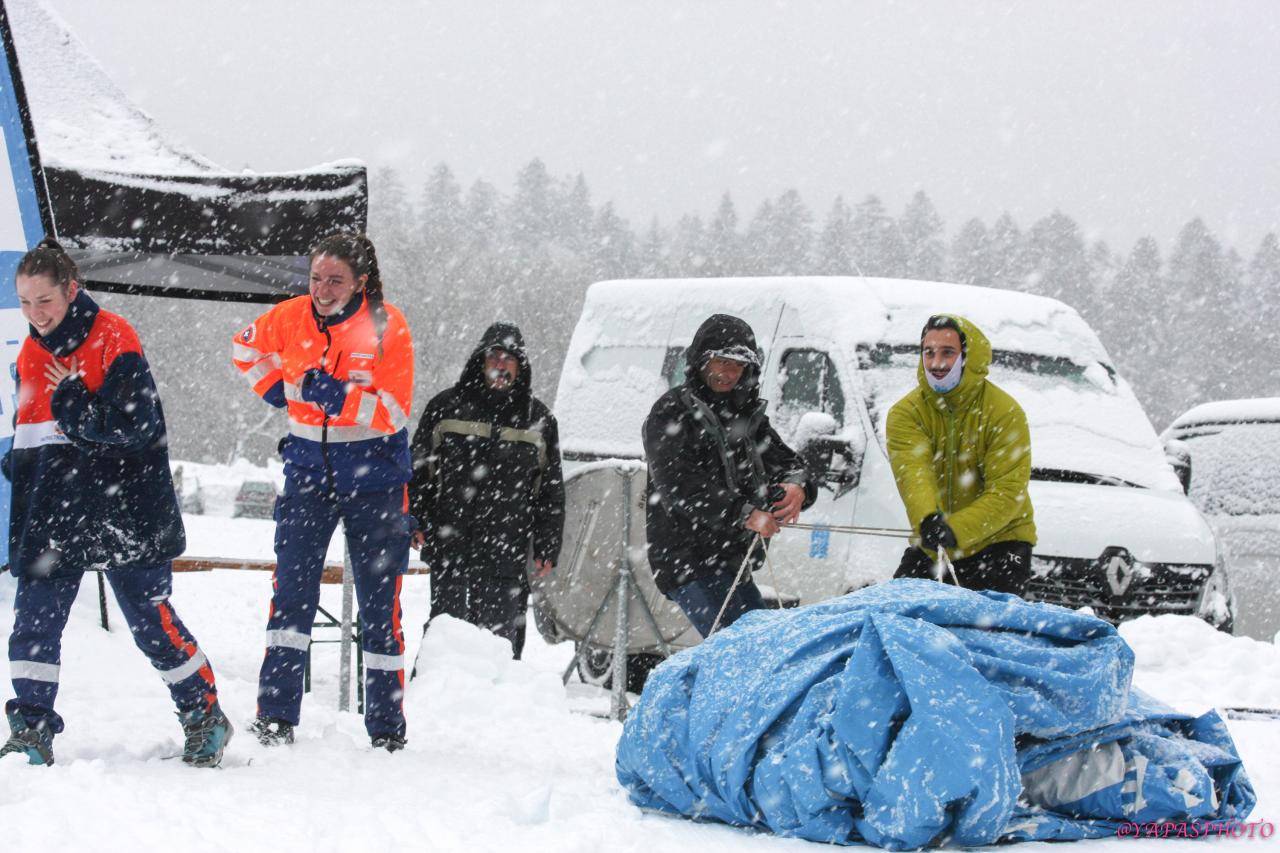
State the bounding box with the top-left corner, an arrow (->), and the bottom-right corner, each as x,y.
427,564 -> 528,659
894,540 -> 1032,595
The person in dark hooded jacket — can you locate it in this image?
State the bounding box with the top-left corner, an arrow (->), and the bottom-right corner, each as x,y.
408,322 -> 564,658
643,314 -> 817,637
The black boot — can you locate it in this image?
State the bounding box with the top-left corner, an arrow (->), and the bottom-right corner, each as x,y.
0,709 -> 55,766
249,716 -> 295,747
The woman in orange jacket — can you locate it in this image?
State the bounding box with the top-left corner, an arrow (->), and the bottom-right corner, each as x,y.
232,233 -> 414,751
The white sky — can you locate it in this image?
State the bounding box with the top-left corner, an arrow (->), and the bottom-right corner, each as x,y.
44,0 -> 1280,255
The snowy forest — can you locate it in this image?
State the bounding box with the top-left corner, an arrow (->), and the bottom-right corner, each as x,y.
102,158 -> 1280,465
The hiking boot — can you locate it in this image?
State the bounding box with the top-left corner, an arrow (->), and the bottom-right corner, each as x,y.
178,702 -> 233,768
249,716 -> 294,747
0,709 -> 54,766
371,733 -> 406,753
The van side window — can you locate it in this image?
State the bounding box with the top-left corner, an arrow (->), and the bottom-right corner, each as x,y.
779,349 -> 845,424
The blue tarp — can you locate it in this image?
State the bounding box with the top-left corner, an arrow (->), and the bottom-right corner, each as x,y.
616,579 -> 1254,849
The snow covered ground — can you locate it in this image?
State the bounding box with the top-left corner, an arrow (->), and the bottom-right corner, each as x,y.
1,464 -> 1277,851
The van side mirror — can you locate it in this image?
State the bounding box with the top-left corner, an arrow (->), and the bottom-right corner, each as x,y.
794,412 -> 863,498
1163,438 -> 1192,494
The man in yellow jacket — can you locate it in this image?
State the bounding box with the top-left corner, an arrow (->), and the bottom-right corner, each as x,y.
886,314 -> 1036,593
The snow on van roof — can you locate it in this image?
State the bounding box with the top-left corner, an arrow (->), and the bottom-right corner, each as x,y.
1168,397 -> 1280,428
584,277 -> 1110,364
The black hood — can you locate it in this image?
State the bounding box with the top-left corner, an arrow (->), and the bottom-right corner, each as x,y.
459,321 -> 533,413
684,313 -> 763,411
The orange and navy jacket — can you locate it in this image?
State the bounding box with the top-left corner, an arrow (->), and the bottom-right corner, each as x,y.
232,292 -> 414,494
2,290 -> 185,578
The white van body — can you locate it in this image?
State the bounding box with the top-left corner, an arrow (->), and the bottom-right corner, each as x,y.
1163,398 -> 1280,642
548,277 -> 1232,652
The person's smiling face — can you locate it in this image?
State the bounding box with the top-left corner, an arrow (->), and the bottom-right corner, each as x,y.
922,328 -> 963,380
309,254 -> 366,317
17,272 -> 78,336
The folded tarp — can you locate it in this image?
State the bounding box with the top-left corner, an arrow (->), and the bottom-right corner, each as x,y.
615,578 -> 1254,849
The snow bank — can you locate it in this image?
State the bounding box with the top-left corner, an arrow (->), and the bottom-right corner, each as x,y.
1,547 -> 1276,851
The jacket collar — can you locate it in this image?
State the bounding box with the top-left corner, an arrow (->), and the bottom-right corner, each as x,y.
33,289 -> 99,358
312,291 -> 365,329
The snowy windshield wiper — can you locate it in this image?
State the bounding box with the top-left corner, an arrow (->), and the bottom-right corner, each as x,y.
1031,467 -> 1144,489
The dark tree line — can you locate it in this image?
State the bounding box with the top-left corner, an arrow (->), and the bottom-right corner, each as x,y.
104,158 -> 1280,464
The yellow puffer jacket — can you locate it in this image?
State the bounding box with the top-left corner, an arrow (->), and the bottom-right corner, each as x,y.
885,315 -> 1036,558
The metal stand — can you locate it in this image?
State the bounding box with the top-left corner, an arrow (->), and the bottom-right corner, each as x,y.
97,571 -> 109,631
339,529 -> 354,712
560,469 -> 673,721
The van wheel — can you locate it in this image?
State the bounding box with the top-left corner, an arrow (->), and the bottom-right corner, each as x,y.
574,645 -> 662,693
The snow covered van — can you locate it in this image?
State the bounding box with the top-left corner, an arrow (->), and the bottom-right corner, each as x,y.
540,277 -> 1233,667
1163,398 -> 1280,642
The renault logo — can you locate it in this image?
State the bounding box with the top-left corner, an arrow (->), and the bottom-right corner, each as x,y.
1102,549 -> 1136,597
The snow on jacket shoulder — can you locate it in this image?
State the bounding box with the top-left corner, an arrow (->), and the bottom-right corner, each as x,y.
232,293 -> 414,493
885,314 -> 1036,558
4,291 -> 184,578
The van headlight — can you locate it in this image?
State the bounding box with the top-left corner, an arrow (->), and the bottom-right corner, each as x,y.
1196,549 -> 1235,632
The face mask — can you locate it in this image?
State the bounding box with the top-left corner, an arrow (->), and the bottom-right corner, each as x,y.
926,354 -> 964,394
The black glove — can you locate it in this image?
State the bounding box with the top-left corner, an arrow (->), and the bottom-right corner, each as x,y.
919,512 -> 958,550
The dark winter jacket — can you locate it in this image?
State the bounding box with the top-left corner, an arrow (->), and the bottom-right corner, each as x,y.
3,291 -> 184,578
409,322 -> 565,577
643,314 -> 816,595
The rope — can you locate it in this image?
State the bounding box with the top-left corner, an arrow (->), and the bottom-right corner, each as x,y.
761,538 -> 785,610
935,548 -> 962,587
709,534 -> 761,635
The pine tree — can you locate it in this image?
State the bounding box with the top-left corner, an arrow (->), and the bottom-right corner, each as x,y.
950,218 -> 991,286
590,201 -> 637,281
637,218 -> 669,278
851,194 -> 906,277
815,196 -> 856,275
900,191 -> 946,281
1022,211 -> 1091,308
765,189 -> 814,275
1248,233 -> 1280,353
987,213 -> 1026,291
366,166 -> 417,303
669,214 -> 708,276
705,193 -> 741,276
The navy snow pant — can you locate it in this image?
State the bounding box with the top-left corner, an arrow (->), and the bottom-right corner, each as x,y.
668,572 -> 767,638
258,485 -> 410,738
427,565 -> 528,659
6,564 -> 218,734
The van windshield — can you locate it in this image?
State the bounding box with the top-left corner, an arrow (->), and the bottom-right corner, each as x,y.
1179,423 -> 1280,516
857,343 -> 1177,491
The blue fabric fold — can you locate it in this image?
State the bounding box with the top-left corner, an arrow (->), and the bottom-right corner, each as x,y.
616,579 -> 1254,849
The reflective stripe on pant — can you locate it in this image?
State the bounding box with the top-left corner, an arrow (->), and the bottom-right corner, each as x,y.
6,564 -> 217,734
258,485 -> 410,737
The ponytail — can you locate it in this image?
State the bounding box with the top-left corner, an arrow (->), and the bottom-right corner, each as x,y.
17,237 -> 80,291
310,231 -> 388,355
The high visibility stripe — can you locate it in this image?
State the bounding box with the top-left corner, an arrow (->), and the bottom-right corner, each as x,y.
244,357 -> 282,387
283,381 -> 305,403
232,341 -> 260,363
10,660 -> 60,683
288,420 -> 388,443
13,420 -> 69,449
156,602 -> 217,690
497,427 -> 547,470
363,652 -> 404,671
434,418 -> 491,441
354,390 -> 379,427
378,391 -> 410,430
158,649 -> 209,685
266,629 -> 311,651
